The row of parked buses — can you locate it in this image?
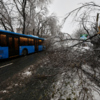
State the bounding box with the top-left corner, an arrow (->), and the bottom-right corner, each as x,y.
0,30 -> 45,59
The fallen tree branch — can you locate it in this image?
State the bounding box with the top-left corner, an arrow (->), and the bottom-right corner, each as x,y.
69,34 -> 97,48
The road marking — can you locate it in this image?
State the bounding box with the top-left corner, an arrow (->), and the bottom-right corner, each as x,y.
0,63 -> 13,69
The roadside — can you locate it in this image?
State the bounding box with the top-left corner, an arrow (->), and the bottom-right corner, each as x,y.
0,49 -> 100,100
0,52 -> 52,100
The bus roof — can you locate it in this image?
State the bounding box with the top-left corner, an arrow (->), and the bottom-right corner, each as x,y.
0,30 -> 44,40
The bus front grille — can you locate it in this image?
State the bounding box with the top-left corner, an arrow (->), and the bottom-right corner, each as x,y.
0,50 -> 3,54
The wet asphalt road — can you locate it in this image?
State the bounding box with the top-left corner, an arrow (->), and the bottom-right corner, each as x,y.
0,52 -> 44,83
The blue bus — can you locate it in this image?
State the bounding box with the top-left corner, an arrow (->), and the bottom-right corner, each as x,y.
0,30 -> 45,59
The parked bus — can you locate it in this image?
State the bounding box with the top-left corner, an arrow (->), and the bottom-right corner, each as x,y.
0,30 -> 45,59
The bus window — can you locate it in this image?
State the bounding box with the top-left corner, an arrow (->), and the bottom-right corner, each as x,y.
20,37 -> 28,45
39,40 -> 42,45
29,38 -> 34,45
32,39 -> 34,45
29,38 -> 32,45
0,34 -> 7,46
14,38 -> 18,50
9,37 -> 13,48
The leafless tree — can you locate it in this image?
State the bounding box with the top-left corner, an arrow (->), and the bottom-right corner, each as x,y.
0,0 -> 14,31
61,2 -> 100,49
13,0 -> 51,34
0,0 -> 55,36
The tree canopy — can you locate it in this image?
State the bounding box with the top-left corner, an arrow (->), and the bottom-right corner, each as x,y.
0,0 -> 60,36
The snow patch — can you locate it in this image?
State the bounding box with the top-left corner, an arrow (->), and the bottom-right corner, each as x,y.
82,64 -> 94,74
22,71 -> 32,77
0,90 -> 9,93
50,66 -> 100,100
92,90 -> 100,100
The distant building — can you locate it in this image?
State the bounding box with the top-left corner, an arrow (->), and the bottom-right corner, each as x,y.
16,28 -> 23,34
16,28 -> 33,35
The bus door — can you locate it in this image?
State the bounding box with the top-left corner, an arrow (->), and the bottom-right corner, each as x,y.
35,39 -> 38,52
8,36 -> 19,57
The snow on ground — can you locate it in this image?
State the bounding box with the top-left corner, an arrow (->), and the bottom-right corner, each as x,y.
0,53 -> 100,100
50,64 -> 100,100
73,46 -> 91,53
22,71 -> 32,77
83,46 -> 90,50
0,90 -> 9,94
0,65 -> 34,98
82,64 -> 94,74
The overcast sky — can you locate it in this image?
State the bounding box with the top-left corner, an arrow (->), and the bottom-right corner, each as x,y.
48,0 -> 100,34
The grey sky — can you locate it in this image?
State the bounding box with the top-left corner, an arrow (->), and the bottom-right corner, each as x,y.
48,0 -> 100,34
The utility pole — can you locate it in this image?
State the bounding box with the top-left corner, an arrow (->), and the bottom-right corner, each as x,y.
96,13 -> 100,34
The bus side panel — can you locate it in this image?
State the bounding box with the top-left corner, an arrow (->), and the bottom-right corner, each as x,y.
19,46 -> 35,56
38,45 -> 43,51
0,47 -> 9,59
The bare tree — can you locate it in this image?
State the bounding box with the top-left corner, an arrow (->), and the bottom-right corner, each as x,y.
0,0 -> 14,31
0,0 -> 53,35
61,2 -> 100,49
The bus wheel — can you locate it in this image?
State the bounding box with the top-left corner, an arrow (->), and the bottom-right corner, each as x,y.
22,49 -> 27,56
